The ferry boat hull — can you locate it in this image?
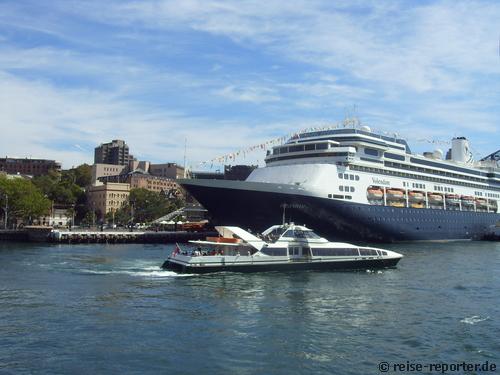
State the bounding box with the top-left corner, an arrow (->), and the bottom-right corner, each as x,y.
162,257 -> 400,274
181,179 -> 500,242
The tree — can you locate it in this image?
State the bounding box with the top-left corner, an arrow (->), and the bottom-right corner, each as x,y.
0,176 -> 51,225
108,188 -> 183,224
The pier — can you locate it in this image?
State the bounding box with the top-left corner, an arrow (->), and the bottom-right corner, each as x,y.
49,229 -> 217,244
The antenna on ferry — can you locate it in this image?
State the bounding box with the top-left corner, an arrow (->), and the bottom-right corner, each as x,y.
183,138 -> 187,178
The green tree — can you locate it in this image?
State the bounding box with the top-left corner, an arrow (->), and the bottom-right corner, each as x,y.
108,188 -> 183,225
0,176 -> 51,225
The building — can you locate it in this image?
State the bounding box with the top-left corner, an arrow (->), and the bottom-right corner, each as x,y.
98,171 -> 184,198
87,183 -> 130,221
94,140 -> 133,166
150,163 -> 185,179
0,157 -> 61,176
91,163 -> 127,185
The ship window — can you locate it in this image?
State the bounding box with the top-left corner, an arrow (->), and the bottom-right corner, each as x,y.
289,145 -> 304,152
338,173 -> 343,179
339,186 -> 344,191
280,147 -> 288,154
365,148 -> 379,156
343,173 -> 348,179
328,194 -> 332,198
355,175 -> 360,181
282,230 -> 295,238
305,144 -> 315,151
350,187 -> 355,192
316,143 -> 328,150
349,175 -> 355,180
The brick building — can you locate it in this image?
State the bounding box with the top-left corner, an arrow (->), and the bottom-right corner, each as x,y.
0,157 -> 61,176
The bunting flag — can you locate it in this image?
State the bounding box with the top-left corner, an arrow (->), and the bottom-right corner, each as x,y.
196,119 -> 451,167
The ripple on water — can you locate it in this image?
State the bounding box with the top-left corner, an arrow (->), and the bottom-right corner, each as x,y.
460,316 -> 490,325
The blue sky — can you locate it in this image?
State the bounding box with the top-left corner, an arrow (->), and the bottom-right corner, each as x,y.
0,0 -> 499,169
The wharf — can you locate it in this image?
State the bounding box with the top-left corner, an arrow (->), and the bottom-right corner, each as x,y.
49,230 -> 217,244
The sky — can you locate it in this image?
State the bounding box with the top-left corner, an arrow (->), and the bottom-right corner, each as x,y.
0,0 -> 499,170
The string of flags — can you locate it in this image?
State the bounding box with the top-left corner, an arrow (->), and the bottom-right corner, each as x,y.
197,118 -> 451,167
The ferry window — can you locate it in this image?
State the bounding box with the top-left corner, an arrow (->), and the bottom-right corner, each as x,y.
343,173 -> 348,179
350,187 -> 355,192
280,147 -> 288,154
262,248 -> 287,256
349,175 -> 355,180
339,186 -> 344,191
294,230 -> 306,238
328,194 -> 332,198
316,143 -> 328,150
364,148 -> 379,156
345,195 -> 352,199
282,230 -> 295,238
305,144 -> 315,151
338,173 -> 343,179
304,231 -> 321,239
355,175 -> 360,181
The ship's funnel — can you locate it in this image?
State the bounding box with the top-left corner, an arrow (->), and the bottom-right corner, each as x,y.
451,137 -> 472,163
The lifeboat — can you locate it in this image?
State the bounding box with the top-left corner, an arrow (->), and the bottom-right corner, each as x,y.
388,201 -> 405,208
428,193 -> 444,204
475,198 -> 487,207
408,191 -> 425,202
488,201 -> 498,212
445,194 -> 460,205
410,202 -> 424,209
367,187 -> 384,200
386,189 -> 405,200
461,196 -> 475,206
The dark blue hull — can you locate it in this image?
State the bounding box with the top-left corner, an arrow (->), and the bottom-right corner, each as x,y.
181,180 -> 500,242
162,258 -> 401,273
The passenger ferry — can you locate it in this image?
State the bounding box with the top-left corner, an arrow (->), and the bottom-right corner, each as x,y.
181,126 -> 500,242
162,223 -> 402,273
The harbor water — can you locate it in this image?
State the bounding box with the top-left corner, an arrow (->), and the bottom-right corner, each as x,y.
0,241 -> 499,374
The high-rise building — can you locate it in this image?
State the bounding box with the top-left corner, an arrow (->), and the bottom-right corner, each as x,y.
94,140 -> 133,166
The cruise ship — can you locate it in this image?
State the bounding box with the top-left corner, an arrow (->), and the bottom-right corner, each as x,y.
181,126 -> 500,242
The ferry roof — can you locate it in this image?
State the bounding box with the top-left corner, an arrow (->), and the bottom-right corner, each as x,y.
215,226 -> 267,250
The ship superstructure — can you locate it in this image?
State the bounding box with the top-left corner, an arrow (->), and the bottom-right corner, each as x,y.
181,126 -> 500,242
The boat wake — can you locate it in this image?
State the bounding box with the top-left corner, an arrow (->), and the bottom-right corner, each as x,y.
80,265 -> 194,278
460,315 -> 490,325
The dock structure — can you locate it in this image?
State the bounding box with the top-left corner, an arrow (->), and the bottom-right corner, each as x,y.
48,230 -> 216,244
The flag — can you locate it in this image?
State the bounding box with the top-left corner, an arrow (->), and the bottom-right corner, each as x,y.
172,243 -> 180,257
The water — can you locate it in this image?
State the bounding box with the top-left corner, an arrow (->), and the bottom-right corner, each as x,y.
0,241 -> 499,374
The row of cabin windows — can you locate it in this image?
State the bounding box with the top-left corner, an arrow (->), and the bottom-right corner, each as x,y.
340,186 -> 355,192
435,186 -> 455,193
475,191 -> 483,197
403,182 -> 426,189
384,161 -> 496,186
262,247 -> 387,257
327,194 -> 352,200
338,173 -> 360,181
350,164 -> 500,193
487,192 -> 500,198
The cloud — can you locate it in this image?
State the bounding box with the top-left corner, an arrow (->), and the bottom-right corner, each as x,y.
0,0 -> 498,169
